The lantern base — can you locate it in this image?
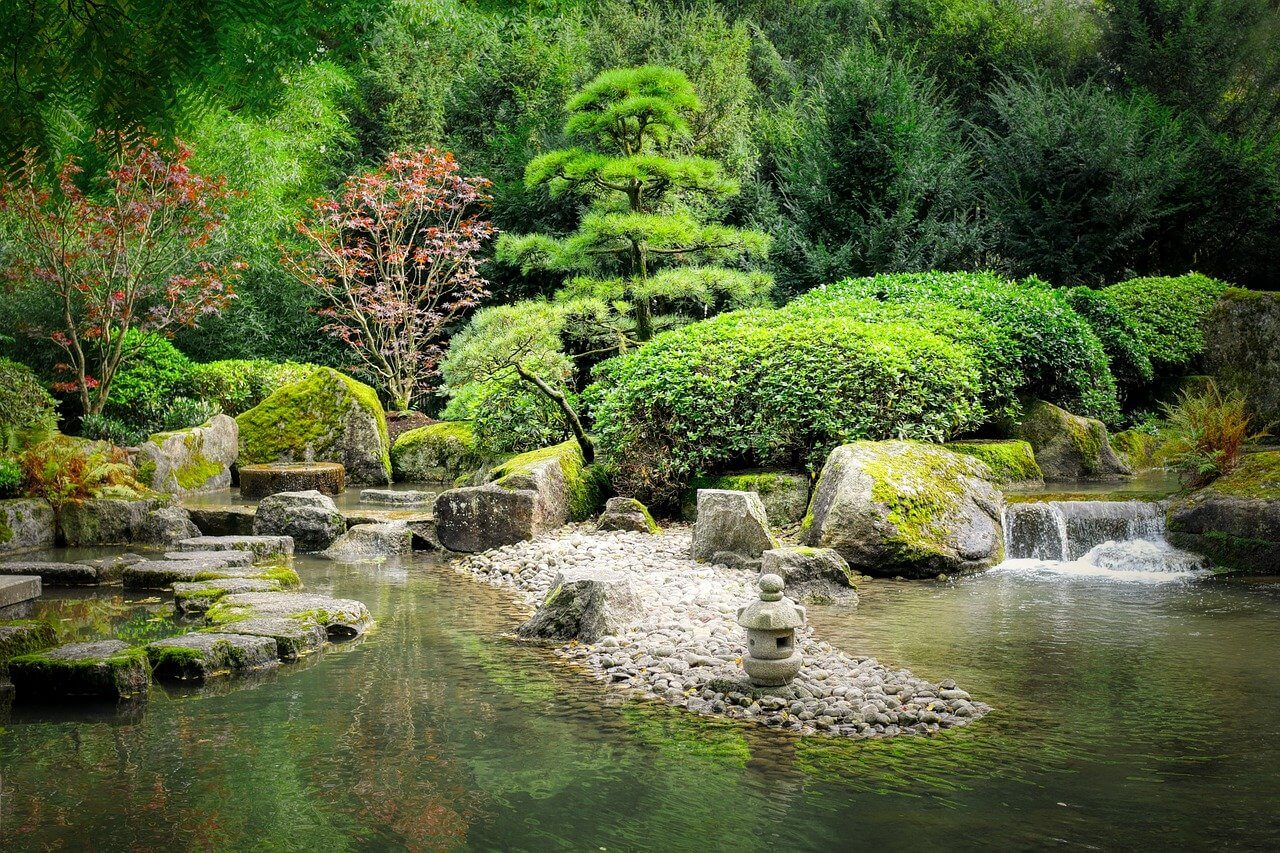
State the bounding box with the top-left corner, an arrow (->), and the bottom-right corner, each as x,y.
743,650 -> 803,687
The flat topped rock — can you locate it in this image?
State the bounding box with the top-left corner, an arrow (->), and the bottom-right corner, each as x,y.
207,592 -> 373,638
163,550 -> 256,567
359,489 -> 436,507
0,561 -> 107,587
321,522 -> 413,562
0,576 -> 41,609
177,535 -> 294,557
217,617 -> 327,661
8,640 -> 149,699
184,504 -> 257,537
123,559 -> 284,590
172,578 -> 284,615
146,632 -> 279,681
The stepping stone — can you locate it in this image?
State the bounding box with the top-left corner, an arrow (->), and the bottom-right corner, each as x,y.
8,640 -> 149,699
213,617 -> 327,661
0,561 -> 106,586
74,553 -> 146,582
359,489 -> 436,507
206,592 -> 373,638
163,550 -> 256,567
321,522 -> 413,562
176,535 -> 294,558
123,560 -> 301,590
185,505 -> 257,537
0,620 -> 57,669
172,578 -> 284,615
0,576 -> 41,609
146,633 -> 279,682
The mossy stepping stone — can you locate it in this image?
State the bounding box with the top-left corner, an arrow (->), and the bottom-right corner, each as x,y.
205,592 -> 373,638
163,550 -> 256,567
0,620 -> 57,672
146,633 -> 279,681
9,640 -> 149,700
0,561 -> 110,587
176,535 -> 294,558
123,560 -> 298,590
172,578 -> 284,616
209,617 -> 327,661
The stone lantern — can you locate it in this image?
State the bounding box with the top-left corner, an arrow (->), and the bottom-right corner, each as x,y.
736,573 -> 806,687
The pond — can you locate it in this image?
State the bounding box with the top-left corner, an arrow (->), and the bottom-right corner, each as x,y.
2,547 -> 1279,849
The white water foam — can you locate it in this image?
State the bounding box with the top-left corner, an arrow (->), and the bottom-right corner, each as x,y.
992,538 -> 1209,583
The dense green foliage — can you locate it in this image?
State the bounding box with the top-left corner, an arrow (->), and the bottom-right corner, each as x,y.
188,360 -> 320,416
1062,286 -> 1154,395
0,357 -> 58,453
0,457 -> 21,497
102,332 -> 195,430
1160,379 -> 1266,488
1105,273 -> 1232,373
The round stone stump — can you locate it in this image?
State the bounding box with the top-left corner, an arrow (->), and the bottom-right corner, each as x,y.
239,462 -> 346,500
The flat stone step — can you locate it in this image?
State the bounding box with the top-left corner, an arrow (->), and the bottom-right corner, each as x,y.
8,639 -> 149,700
163,550 -> 256,567
176,535 -> 294,558
0,561 -> 112,586
209,617 -> 327,661
359,489 -> 437,507
206,592 -> 373,638
185,505 -> 257,537
0,620 -> 57,667
123,560 -> 299,590
341,510 -> 436,549
146,632 -> 279,681
172,578 -> 284,615
0,576 -> 41,608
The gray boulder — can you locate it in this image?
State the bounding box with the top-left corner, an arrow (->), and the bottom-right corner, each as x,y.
434,485 -> 540,553
253,490 -> 346,552
597,497 -> 660,534
135,414 -> 238,495
60,498 -> 159,546
0,499 -> 56,555
691,489 -> 779,567
1009,400 -> 1131,481
146,632 -> 279,680
801,440 -> 1005,578
682,471 -> 810,526
517,568 -> 642,643
320,522 -> 413,561
139,505 -> 200,544
1166,450 -> 1280,574
762,546 -> 860,603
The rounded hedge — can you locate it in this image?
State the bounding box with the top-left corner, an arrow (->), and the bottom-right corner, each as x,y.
1104,272 -> 1230,374
589,309 -> 984,507
105,331 -> 194,425
795,272 -> 1120,423
1063,286 -> 1153,393
189,359 -> 319,415
0,357 -> 58,454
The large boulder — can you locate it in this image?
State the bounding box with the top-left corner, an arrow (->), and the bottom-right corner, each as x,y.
390,421 -> 483,483
801,440 -> 1005,578
236,367 -> 391,485
597,497 -> 660,534
320,522 -> 413,561
139,505 -> 200,544
761,546 -> 860,604
1009,401 -> 1131,481
60,498 -> 196,546
517,568 -> 643,643
0,499 -> 56,554
944,440 -> 1043,487
1167,450 -> 1280,574
434,441 -> 604,553
252,490 -> 346,552
1205,289 -> 1280,426
135,415 -> 238,495
681,471 -> 810,526
691,489 -> 779,569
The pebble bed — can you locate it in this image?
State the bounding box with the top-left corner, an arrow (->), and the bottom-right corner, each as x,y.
455,525 -> 990,739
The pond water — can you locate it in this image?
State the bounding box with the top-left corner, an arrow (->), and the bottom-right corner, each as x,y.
2,545 -> 1279,850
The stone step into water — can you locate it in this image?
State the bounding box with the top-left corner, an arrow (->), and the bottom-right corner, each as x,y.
0,620 -> 57,669
172,578 -> 285,616
176,535 -> 294,558
123,560 -> 299,590
146,633 -> 280,682
0,575 -> 42,609
185,505 -> 257,537
205,592 -> 373,638
321,522 -> 414,561
215,617 -> 327,662
8,640 -> 149,700
359,489 -> 436,507
0,560 -> 118,586
163,550 -> 256,567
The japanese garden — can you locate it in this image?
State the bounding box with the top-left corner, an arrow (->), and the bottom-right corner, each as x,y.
1,0 -> 1280,848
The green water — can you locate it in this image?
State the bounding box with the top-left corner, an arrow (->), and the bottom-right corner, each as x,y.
2,553 -> 1279,850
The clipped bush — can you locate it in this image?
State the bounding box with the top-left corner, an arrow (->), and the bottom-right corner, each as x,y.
104,331 -> 194,427
796,272 -> 1120,422
469,381 -> 569,456
80,414 -> 150,448
1062,286 -> 1154,393
1105,273 -> 1231,374
189,359 -> 319,416
0,357 -> 58,453
590,309 -> 984,507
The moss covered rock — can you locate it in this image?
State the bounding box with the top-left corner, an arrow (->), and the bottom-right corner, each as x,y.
146,632 -> 280,681
9,639 -> 149,699
1109,430 -> 1165,472
0,620 -> 57,673
597,497 -> 661,533
135,414 -> 238,495
1167,450 -> 1280,574
0,498 -> 56,555
1205,288 -> 1280,427
681,471 -> 810,525
390,421 -> 483,483
236,368 -> 391,485
801,440 -> 1005,578
60,497 -> 192,547
944,440 -> 1043,486
1009,401 -> 1131,481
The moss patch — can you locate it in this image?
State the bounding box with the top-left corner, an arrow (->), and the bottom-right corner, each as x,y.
490,440 -> 606,522
859,442 -> 980,562
1203,451 -> 1280,500
945,440 -> 1042,484
174,454 -> 223,491
0,620 -> 57,669
390,421 -> 483,483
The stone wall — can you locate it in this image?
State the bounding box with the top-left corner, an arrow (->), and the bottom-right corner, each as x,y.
1205,289 -> 1280,425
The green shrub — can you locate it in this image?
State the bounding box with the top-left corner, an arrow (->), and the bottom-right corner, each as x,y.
80,414 -> 149,448
188,360 -> 319,415
1105,273 -> 1231,374
160,397 -> 221,431
1160,378 -> 1266,488
468,381 -> 569,456
590,309 -> 984,507
0,358 -> 58,453
104,331 -> 194,427
796,272 -> 1120,422
0,458 -> 21,497
1062,286 -> 1154,393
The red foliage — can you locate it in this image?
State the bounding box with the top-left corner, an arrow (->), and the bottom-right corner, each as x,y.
282,148 -> 495,410
0,132 -> 239,414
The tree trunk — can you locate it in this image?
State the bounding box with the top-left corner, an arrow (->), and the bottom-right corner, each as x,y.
516,367 -> 595,463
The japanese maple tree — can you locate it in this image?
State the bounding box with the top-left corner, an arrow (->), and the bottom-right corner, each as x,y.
283,148 -> 495,411
0,133 -> 240,415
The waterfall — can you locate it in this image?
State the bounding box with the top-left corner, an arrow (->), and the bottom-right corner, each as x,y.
1004,500 -> 1167,561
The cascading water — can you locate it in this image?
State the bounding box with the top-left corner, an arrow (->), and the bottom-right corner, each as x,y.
1000,500 -> 1207,580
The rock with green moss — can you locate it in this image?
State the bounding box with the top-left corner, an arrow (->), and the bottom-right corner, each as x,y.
0,620 -> 57,672
172,578 -> 285,615
60,497 -> 197,547
123,558 -> 298,590
252,490 -> 346,552
146,632 -> 280,681
761,546 -> 860,604
1109,430 -> 1165,472
681,471 -> 810,525
8,639 -> 149,699
236,367 -> 392,485
1205,289 -> 1280,426
0,499 -> 56,555
597,497 -> 661,533
801,440 -> 1005,578
1009,401 -> 1131,481
944,440 -> 1043,487
204,591 -> 373,638
1167,450 -> 1280,574
135,414 -> 238,495
207,617 -> 327,661
390,421 -> 483,483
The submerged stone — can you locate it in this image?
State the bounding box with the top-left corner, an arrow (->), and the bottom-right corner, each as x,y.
359,488 -> 436,506
0,560 -> 113,586
177,535 -> 294,558
146,632 -> 279,681
205,592 -> 373,638
9,640 -> 149,700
